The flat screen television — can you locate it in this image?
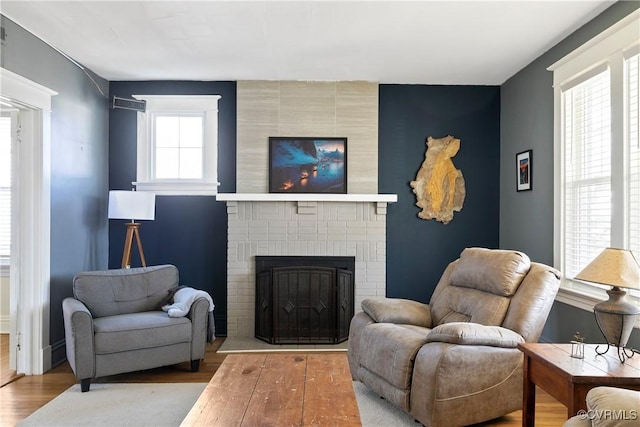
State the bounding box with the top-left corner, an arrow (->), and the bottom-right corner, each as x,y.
268,137 -> 347,194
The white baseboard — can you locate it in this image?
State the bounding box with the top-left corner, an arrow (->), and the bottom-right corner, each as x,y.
43,344 -> 51,373
0,314 -> 9,334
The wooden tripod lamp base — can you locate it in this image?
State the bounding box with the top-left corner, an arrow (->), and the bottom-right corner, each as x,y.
108,190 -> 155,269
121,222 -> 147,269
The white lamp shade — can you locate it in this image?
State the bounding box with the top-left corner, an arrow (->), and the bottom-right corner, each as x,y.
574,248 -> 640,291
108,190 -> 155,221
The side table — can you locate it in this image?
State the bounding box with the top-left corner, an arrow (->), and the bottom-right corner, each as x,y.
518,343 -> 640,427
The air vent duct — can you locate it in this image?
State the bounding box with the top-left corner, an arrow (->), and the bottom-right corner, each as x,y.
112,96 -> 146,112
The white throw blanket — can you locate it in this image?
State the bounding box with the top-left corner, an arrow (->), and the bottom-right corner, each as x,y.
162,287 -> 215,342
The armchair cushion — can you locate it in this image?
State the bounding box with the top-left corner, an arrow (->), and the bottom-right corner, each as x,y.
361,298 -> 431,327
450,247 -> 530,297
73,265 -> 179,318
93,312 -> 191,354
425,322 -> 525,348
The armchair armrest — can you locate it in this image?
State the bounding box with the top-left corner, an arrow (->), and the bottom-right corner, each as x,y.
361,297 -> 432,327
426,322 -> 524,348
62,297 -> 95,379
187,297 -> 210,359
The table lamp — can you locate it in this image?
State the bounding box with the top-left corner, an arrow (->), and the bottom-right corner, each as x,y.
108,190 -> 156,268
574,248 -> 640,363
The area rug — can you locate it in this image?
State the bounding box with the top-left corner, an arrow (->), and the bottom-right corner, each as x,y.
354,381 -> 417,426
19,382 -> 207,427
19,380 -> 415,426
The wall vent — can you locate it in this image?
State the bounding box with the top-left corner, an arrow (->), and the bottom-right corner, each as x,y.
112,96 -> 146,112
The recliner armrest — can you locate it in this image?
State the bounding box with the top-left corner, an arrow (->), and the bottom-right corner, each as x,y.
361,297 -> 432,327
426,322 -> 524,348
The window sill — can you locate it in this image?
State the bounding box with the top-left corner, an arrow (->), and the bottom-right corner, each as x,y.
556,280 -> 640,328
133,181 -> 220,196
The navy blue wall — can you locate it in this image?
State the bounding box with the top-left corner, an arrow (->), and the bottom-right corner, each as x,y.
379,85 -> 501,302
109,81 -> 236,335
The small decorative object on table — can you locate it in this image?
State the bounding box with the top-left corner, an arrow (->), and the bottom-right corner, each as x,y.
571,332 -> 585,359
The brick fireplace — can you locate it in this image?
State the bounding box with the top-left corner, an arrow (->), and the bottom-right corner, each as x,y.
218,195 -> 394,338
222,80 -> 395,339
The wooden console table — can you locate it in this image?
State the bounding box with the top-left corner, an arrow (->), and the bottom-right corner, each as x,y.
181,353 -> 361,426
518,343 -> 640,427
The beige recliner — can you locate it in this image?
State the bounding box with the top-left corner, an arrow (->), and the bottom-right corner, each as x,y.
348,247 -> 560,426
563,387 -> 640,427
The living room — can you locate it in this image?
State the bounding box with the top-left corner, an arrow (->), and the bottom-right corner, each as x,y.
1,1 -> 639,425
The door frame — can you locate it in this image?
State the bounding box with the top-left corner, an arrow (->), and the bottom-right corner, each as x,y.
1,67 -> 57,375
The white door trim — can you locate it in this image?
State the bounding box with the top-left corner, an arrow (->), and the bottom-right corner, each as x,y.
1,67 -> 57,375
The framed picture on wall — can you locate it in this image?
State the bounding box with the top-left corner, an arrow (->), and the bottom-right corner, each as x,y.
516,150 -> 532,192
268,137 -> 347,193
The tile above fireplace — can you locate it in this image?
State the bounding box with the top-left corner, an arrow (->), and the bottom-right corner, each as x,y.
220,196 -> 395,338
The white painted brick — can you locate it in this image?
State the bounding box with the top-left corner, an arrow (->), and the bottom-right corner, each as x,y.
237,318 -> 255,337
366,229 -> 386,242
298,220 -> 317,234
297,205 -> 317,215
225,200 -> 389,334
327,232 -> 347,242
269,220 -> 288,238
256,202 -> 284,219
336,204 -> 357,221
346,242 -> 357,256
366,219 -> 385,228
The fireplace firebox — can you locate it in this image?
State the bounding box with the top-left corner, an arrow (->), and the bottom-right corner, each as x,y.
255,256 -> 355,344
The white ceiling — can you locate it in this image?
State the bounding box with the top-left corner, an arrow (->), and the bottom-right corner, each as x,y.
0,1 -> 615,85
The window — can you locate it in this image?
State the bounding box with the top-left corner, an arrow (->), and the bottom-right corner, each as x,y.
0,110 -> 16,273
550,10 -> 639,306
132,95 -> 221,195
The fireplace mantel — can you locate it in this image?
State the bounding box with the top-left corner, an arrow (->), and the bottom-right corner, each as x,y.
216,193 -> 397,203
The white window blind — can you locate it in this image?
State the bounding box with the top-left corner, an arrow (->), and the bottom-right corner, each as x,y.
550,10 -> 640,310
627,53 -> 640,260
0,115 -> 11,259
563,70 -> 612,278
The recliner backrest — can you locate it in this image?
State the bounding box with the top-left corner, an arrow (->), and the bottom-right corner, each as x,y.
72,264 -> 179,318
429,248 -> 531,327
429,248 -> 560,342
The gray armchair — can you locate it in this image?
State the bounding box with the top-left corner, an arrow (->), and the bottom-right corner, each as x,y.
62,265 -> 209,392
348,247 -> 561,426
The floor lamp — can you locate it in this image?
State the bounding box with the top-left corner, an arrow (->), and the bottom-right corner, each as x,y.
108,190 -> 156,269
574,248 -> 640,363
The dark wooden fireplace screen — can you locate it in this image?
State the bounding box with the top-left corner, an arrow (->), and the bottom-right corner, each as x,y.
255,256 -> 355,344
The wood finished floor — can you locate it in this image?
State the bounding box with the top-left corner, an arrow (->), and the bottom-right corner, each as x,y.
0,337 -> 568,427
0,334 -> 22,387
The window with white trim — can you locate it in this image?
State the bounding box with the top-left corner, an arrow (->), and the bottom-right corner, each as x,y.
0,110 -> 16,273
550,11 -> 639,302
132,95 -> 221,195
